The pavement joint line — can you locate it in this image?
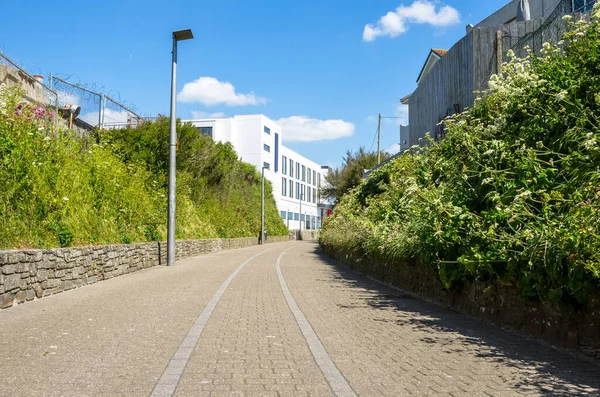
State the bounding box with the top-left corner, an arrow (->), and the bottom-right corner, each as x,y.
150,247 -> 272,397
276,246 -> 358,397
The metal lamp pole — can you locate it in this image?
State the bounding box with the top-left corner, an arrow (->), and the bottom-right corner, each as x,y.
260,166 -> 268,244
167,29 -> 194,266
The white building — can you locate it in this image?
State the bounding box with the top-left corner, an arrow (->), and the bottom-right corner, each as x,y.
185,115 -> 328,230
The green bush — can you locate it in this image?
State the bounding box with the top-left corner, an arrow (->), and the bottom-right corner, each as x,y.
321,7 -> 600,307
0,87 -> 286,249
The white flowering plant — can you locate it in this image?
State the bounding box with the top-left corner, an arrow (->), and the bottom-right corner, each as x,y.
322,6 -> 600,307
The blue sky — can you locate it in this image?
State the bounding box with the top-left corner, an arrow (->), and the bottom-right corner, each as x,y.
0,0 -> 510,167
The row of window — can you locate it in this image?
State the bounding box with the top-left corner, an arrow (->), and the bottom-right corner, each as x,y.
280,211 -> 321,229
281,155 -> 318,186
281,178 -> 317,203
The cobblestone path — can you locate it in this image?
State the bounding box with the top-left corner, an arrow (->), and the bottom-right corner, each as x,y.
1,242 -> 598,396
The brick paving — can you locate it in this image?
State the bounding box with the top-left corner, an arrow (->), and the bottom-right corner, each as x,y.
281,243 -> 600,396
1,241 -> 599,396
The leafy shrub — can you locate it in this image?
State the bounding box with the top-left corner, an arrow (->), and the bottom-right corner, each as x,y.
0,87 -> 287,249
321,7 -> 600,307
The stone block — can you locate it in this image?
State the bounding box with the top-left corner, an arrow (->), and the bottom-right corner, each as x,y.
3,264 -> 17,275
4,274 -> 21,291
36,270 -> 48,281
15,290 -> 26,304
42,279 -> 61,289
64,280 -> 75,291
33,283 -> 43,298
25,288 -> 35,301
1,292 -> 14,308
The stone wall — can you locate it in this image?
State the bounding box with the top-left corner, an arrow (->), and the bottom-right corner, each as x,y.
0,236 -> 290,310
289,230 -> 320,241
321,244 -> 600,361
0,63 -> 49,105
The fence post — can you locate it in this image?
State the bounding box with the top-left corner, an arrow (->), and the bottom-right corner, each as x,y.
496,30 -> 503,75
99,94 -> 104,129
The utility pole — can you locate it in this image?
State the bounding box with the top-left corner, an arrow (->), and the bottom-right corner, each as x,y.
377,113 -> 382,164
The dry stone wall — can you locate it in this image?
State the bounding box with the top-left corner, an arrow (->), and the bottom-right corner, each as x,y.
0,235 -> 289,309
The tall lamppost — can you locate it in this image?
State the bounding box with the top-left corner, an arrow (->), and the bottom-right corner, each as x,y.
167,29 -> 194,266
260,165 -> 268,244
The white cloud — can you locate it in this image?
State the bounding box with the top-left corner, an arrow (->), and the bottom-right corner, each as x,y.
395,103 -> 409,122
385,143 -> 401,155
57,91 -> 80,107
191,111 -> 226,119
363,0 -> 460,42
178,77 -> 266,106
77,108 -> 132,127
277,116 -> 355,142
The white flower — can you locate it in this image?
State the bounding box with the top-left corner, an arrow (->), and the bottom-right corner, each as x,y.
63,197 -> 69,201
556,90 -> 568,102
562,15 -> 573,21
576,32 -> 585,38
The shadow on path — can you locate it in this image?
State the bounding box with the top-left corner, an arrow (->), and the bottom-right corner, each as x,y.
308,246 -> 600,397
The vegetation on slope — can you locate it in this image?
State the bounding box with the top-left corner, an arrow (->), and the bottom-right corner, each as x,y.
0,87 -> 287,249
321,8 -> 600,307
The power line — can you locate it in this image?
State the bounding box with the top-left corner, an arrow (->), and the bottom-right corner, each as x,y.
368,125 -> 379,152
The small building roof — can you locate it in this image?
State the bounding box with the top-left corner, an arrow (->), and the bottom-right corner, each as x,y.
416,48 -> 448,84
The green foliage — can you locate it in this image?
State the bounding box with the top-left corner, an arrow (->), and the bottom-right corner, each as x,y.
322,147 -> 390,202
0,89 -> 286,249
321,9 -> 600,308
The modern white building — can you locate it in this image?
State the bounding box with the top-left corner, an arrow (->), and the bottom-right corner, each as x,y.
185,115 -> 328,230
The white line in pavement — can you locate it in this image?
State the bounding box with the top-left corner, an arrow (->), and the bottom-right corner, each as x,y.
276,247 -> 358,397
150,248 -> 271,397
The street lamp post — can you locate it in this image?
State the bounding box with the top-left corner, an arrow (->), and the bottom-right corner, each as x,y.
167,29 -> 194,266
260,165 -> 267,244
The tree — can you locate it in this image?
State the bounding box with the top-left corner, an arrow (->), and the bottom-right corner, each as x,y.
321,147 -> 390,202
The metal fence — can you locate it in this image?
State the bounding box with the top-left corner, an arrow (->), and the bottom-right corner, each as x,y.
0,51 -> 58,127
49,75 -> 144,131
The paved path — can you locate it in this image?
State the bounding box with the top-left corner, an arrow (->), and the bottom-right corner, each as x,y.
1,242 -> 599,396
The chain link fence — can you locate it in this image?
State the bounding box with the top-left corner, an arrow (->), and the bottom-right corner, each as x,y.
49,75 -> 145,132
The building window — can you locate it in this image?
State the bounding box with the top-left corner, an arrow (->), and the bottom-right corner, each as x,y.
307,186 -> 311,202
296,163 -> 300,180
289,180 -> 293,197
313,170 -> 316,186
282,178 -> 287,196
264,144 -> 270,152
302,165 -> 306,182
290,160 -> 294,178
307,168 -> 311,184
287,211 -> 293,220
301,214 -> 305,221
196,126 -> 213,139
282,156 -> 287,175
296,182 -> 300,199
573,0 -> 595,12
280,211 -> 286,219
263,162 -> 270,170
264,126 -> 270,135
294,213 -> 299,221
317,173 -> 321,188
313,189 -> 316,203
